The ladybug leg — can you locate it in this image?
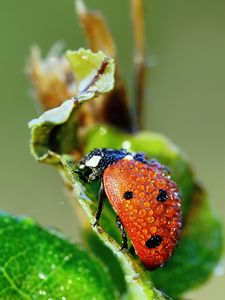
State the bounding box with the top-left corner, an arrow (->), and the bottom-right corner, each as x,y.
116,216 -> 128,252
93,180 -> 106,226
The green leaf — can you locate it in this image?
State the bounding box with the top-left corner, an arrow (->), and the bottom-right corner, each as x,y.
66,48 -> 115,100
28,99 -> 77,163
28,48 -> 115,163
0,212 -> 117,300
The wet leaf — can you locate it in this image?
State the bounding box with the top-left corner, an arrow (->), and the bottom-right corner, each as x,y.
0,212 -> 117,300
28,98 -> 78,163
28,48 -> 115,163
66,48 -> 115,100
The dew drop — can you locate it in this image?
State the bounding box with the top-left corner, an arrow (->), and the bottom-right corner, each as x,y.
142,228 -> 148,235
214,265 -> 224,276
143,201 -> 150,207
122,140 -> 131,150
138,209 -> 147,217
149,226 -> 157,234
39,290 -> 47,296
99,127 -> 107,135
38,272 -> 47,280
64,254 -> 72,262
147,216 -> 154,224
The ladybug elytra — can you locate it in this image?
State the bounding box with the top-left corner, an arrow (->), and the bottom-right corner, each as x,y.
76,148 -> 182,270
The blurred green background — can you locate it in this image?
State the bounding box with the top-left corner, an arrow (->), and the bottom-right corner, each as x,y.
0,0 -> 224,299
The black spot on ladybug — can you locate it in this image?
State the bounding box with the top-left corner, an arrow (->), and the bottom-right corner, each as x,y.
123,191 -> 133,200
145,235 -> 162,249
157,189 -> 168,202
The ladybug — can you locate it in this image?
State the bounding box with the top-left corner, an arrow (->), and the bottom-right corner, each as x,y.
76,148 -> 182,270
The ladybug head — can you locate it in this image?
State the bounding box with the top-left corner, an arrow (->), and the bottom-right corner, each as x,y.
76,148 -> 147,183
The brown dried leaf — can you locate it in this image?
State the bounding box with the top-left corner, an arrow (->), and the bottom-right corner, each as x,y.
76,0 -> 133,132
76,0 -> 116,57
28,45 -> 77,111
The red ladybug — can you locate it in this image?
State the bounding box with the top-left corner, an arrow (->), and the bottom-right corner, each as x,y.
76,148 -> 182,270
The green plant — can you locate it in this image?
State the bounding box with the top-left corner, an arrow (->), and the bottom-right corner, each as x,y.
1,1 -> 222,299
